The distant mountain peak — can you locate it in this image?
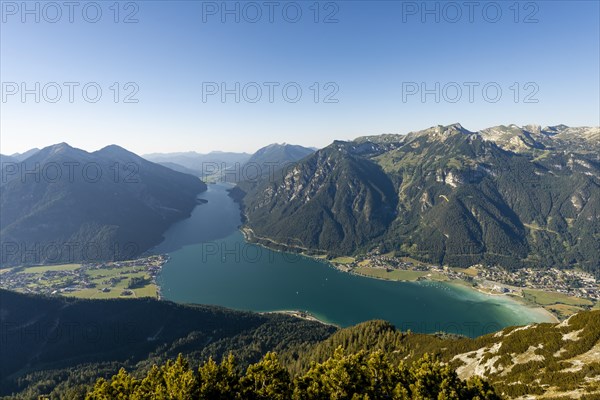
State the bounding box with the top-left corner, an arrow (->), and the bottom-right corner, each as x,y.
522,124 -> 541,133
96,144 -> 134,155
48,142 -> 73,152
94,144 -> 144,162
440,122 -> 473,134
34,142 -> 80,159
253,143 -> 313,155
243,143 -> 315,175
480,124 -> 599,153
100,144 -> 126,150
406,123 -> 475,142
261,143 -> 293,150
9,148 -> 40,161
446,122 -> 464,130
208,150 -> 251,156
542,124 -> 569,134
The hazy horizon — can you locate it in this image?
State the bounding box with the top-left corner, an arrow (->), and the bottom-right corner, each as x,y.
4,121 -> 600,157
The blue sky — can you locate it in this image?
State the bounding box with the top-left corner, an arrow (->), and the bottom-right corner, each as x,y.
1,0 -> 599,154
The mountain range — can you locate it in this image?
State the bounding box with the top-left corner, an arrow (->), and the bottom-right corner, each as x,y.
2,126 -> 598,274
235,124 -> 600,276
0,142 -> 316,267
245,143 -> 315,172
143,150 -> 252,180
143,143 -> 315,183
0,143 -> 206,266
0,148 -> 42,165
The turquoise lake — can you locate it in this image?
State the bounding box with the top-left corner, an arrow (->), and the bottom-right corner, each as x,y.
155,183 -> 554,337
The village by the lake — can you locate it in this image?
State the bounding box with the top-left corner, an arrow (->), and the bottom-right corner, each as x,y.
0,255 -> 168,299
329,250 -> 599,319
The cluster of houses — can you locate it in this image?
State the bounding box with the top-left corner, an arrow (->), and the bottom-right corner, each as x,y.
337,251 -> 598,302
475,265 -> 599,300
0,254 -> 168,297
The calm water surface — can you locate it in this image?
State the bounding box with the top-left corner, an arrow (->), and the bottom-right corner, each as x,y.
155,183 -> 553,337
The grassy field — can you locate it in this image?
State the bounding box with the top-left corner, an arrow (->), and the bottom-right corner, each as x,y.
4,262 -> 158,300
65,265 -> 156,299
22,264 -> 81,273
354,267 -> 447,282
66,282 -> 158,299
522,289 -> 595,319
522,289 -> 594,307
330,257 -> 356,264
544,304 -> 588,319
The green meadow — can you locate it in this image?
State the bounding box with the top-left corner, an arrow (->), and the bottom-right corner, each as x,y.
6,263 -> 157,300
354,266 -> 447,282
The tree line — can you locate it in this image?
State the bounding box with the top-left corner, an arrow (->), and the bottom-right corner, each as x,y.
85,347 -> 500,400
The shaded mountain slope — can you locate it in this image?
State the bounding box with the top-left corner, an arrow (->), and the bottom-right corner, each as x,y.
0,289 -> 335,397
0,143 -> 207,266
241,142 -> 397,255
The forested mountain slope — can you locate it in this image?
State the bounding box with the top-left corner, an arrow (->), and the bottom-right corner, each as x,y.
0,143 -> 206,266
280,311 -> 600,399
236,124 -> 600,275
2,290 -> 598,399
0,289 -> 334,398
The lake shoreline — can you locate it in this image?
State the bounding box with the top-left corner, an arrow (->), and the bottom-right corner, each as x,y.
260,310 -> 339,327
445,280 -> 560,324
241,227 -> 562,324
157,184 -> 569,337
348,264 -> 560,324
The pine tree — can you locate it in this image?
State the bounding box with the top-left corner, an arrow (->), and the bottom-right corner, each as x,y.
198,354 -> 240,399
240,352 -> 292,400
